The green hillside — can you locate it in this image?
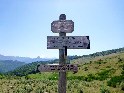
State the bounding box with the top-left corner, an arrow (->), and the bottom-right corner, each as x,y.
0,60 -> 25,73
68,47 -> 124,60
0,48 -> 124,93
8,47 -> 124,76
22,52 -> 124,93
7,61 -> 54,76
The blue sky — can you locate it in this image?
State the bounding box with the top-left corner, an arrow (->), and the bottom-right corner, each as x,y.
0,0 -> 124,58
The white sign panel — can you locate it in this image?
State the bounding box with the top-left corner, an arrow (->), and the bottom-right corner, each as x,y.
37,64 -> 78,73
47,36 -> 90,49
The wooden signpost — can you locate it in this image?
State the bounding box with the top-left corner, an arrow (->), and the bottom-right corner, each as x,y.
38,14 -> 90,93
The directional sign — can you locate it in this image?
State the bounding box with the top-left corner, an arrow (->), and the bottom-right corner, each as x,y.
47,36 -> 90,49
51,20 -> 74,33
37,64 -> 78,73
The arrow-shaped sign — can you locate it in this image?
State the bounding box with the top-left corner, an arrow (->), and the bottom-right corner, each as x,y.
37,64 -> 78,73
47,36 -> 90,49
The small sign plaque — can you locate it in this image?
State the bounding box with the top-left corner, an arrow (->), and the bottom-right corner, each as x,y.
37,64 -> 78,73
51,20 -> 74,33
47,36 -> 90,49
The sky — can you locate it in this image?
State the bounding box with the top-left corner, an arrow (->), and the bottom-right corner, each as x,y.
0,0 -> 124,58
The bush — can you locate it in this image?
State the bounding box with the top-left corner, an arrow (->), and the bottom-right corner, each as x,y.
96,69 -> 115,81
121,70 -> 124,75
100,85 -> 110,93
106,66 -> 111,68
84,67 -> 88,71
107,75 -> 124,87
79,89 -> 83,93
120,82 -> 124,91
48,73 -> 58,80
118,58 -> 123,62
85,74 -> 96,82
0,73 -> 5,79
96,61 -> 102,64
122,64 -> 124,70
67,76 -> 85,80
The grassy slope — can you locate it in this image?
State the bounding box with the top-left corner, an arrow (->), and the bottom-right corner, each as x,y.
72,52 -> 124,75
0,52 -> 124,93
28,52 -> 124,92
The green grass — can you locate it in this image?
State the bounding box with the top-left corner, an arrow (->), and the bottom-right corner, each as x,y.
0,52 -> 124,93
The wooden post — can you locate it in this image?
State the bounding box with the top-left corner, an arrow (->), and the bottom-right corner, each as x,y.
58,14 -> 67,93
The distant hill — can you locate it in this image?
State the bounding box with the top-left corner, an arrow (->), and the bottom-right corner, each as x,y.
0,54 -> 55,63
7,47 -> 124,76
7,61 -> 54,76
0,60 -> 26,73
68,47 -> 124,60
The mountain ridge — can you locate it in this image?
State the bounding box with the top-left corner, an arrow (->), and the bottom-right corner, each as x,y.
0,54 -> 55,63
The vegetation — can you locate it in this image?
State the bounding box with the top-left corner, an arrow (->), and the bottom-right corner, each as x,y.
6,47 -> 124,76
68,47 -> 124,59
0,47 -> 124,93
7,61 -> 51,76
0,60 -> 25,73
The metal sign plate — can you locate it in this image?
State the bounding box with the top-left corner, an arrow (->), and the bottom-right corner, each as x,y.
51,20 -> 74,33
47,36 -> 90,49
37,64 -> 78,72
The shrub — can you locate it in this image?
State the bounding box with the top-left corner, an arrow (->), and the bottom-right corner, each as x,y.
96,69 -> 115,81
0,74 -> 5,79
100,85 -> 110,93
122,64 -> 124,70
118,58 -> 123,62
120,82 -> 124,91
35,87 -> 44,93
79,89 -> 83,93
121,70 -> 124,75
84,67 -> 88,71
67,76 -> 85,80
89,61 -> 92,64
85,74 -> 96,82
107,75 -> 124,87
106,66 -> 111,68
96,61 -> 102,64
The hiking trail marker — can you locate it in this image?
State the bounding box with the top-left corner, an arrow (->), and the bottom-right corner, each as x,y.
38,14 -> 90,93
38,64 -> 78,73
47,36 -> 90,49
